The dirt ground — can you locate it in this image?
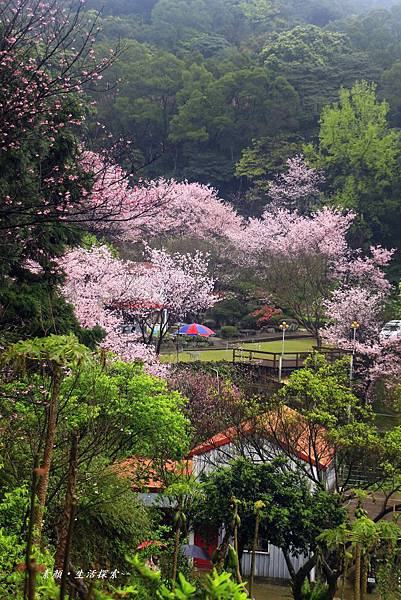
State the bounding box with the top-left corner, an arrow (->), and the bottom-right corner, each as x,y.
253,582 -> 292,600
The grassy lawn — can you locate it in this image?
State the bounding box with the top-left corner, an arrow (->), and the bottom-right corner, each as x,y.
160,337 -> 316,363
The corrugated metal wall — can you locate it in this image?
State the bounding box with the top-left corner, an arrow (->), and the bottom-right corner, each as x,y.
241,546 -> 308,580
192,442 -> 311,581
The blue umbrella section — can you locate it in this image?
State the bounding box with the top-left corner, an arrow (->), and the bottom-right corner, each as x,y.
181,544 -> 211,561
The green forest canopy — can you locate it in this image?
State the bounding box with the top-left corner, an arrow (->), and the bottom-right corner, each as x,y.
84,0 -> 401,201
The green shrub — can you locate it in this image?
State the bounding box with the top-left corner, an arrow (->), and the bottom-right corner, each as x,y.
301,578 -> 331,600
220,326 -> 238,339
126,556 -> 251,599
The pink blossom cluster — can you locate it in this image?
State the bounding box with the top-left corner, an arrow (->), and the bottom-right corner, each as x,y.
268,155 -> 324,211
137,246 -> 217,319
230,200 -> 397,389
370,338 -> 401,391
322,245 -> 394,350
232,207 -> 354,266
60,245 -> 165,372
0,0 -> 115,153
60,244 -> 216,374
336,246 -> 394,293
129,180 -> 244,241
81,152 -> 243,243
323,286 -> 383,346
78,151 -> 161,231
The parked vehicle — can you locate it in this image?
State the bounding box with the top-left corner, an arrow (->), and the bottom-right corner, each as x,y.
118,323 -> 141,335
367,569 -> 376,593
380,320 -> 401,341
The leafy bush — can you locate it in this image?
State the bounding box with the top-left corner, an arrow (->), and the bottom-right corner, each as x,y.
126,557 -> 251,599
301,578 -> 331,600
220,326 -> 238,339
70,466 -> 154,573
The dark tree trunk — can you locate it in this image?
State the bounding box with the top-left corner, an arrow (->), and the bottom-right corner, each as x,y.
248,512 -> 260,597
326,572 -> 339,599
33,368 -> 61,542
27,558 -> 37,600
156,332 -> 163,355
55,432 -> 79,569
283,550 -> 317,600
214,529 -> 231,573
321,552 -> 342,600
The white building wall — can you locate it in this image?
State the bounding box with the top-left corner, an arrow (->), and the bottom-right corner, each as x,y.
241,547 -> 308,580
192,441 -> 313,581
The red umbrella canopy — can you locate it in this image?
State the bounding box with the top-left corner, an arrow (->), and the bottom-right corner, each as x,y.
137,540 -> 166,550
177,323 -> 215,336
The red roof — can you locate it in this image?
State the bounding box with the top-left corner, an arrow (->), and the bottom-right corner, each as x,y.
188,408 -> 333,471
115,457 -> 192,492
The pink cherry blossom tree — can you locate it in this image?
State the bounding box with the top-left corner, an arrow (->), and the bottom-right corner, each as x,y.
323,287 -> 384,348
322,250 -> 399,401
108,246 -> 217,354
80,151 -> 244,244
137,248 -> 218,353
61,243 -> 217,369
60,244 -> 168,376
230,207 -> 393,346
267,155 -> 324,213
129,180 -> 244,242
76,151 -> 175,236
231,207 -> 355,343
370,339 -> 401,395
0,0 -> 119,231
323,246 -> 394,346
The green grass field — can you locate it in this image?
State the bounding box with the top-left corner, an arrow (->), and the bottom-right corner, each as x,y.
160,337 -> 316,363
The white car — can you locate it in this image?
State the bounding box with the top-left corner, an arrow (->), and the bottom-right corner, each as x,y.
380,320 -> 401,341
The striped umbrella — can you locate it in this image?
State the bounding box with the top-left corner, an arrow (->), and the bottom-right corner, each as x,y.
177,323 -> 215,336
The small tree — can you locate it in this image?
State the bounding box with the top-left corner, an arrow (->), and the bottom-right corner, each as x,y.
194,457 -> 345,600
161,477 -> 204,585
2,334 -> 90,541
248,500 -> 265,597
231,208 -> 391,345
319,514 -> 401,600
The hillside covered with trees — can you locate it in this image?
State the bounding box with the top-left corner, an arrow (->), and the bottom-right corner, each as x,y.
76,0 -> 401,268
1,0 -> 401,599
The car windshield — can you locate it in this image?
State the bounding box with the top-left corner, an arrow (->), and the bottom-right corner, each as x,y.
383,324 -> 400,331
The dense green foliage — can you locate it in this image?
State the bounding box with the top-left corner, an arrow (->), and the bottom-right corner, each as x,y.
307,81 -> 401,253
195,457 -> 345,558
78,0 -> 401,273
88,0 -> 401,197
2,0 -> 401,597
0,342 -> 190,596
0,104 -> 91,341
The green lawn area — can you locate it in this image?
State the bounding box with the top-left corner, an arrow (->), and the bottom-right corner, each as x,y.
160,337 -> 316,363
